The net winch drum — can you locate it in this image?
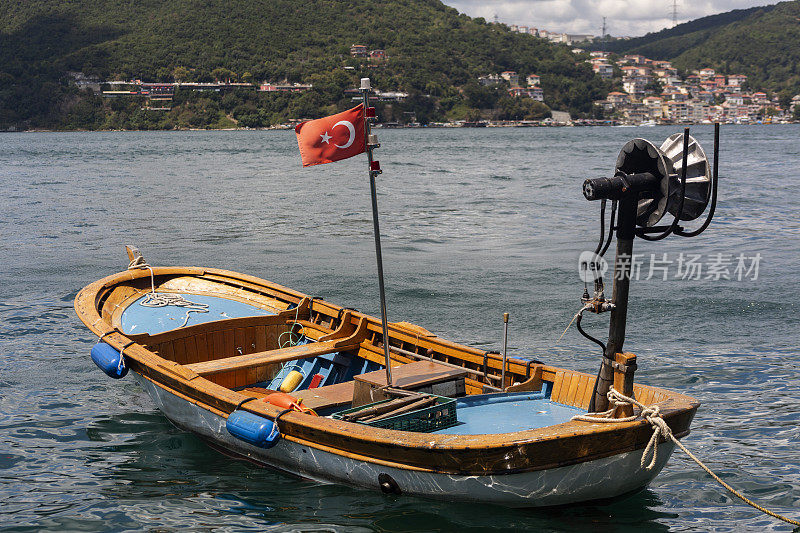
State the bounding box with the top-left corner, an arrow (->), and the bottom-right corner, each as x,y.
611,134 -> 712,228
580,125 -> 720,413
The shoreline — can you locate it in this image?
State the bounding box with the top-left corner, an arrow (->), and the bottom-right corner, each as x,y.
5,121 -> 798,133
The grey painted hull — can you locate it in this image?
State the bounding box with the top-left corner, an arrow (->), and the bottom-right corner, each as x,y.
134,374 -> 675,507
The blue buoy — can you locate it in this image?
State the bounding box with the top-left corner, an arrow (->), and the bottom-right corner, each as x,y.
90,342 -> 128,379
226,410 -> 280,448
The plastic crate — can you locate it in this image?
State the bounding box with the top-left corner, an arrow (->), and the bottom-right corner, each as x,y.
333,395 -> 457,433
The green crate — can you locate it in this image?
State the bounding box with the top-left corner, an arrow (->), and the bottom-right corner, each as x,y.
333,395 -> 457,433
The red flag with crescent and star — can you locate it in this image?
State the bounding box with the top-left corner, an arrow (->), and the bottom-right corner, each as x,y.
295,104 -> 366,167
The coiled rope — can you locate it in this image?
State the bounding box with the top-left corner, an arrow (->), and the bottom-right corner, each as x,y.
127,256 -> 208,328
573,388 -> 799,526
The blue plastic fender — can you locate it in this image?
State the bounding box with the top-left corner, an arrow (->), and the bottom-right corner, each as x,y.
90,342 -> 128,379
226,410 -> 280,448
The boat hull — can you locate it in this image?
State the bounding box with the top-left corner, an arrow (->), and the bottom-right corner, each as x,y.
135,373 -> 676,507
75,266 -> 699,507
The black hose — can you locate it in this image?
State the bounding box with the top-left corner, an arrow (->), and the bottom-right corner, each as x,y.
576,312 -> 606,354
600,200 -> 616,257
594,199 -> 606,255
577,311 -> 608,413
676,122 -> 719,238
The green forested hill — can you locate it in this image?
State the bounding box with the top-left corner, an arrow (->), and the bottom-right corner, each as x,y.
607,1 -> 800,97
603,5 -> 776,59
0,0 -> 607,129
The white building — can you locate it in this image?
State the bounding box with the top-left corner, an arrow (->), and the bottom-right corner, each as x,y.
501,71 -> 519,86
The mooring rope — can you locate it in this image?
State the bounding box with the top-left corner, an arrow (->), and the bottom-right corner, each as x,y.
554,303 -> 592,346
127,256 -> 209,328
573,388 -> 800,526
128,254 -> 156,293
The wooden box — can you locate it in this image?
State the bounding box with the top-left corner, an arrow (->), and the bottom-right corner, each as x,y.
352,360 -> 468,407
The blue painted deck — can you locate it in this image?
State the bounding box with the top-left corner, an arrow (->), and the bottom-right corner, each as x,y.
431,392 -> 585,435
120,293 -> 274,335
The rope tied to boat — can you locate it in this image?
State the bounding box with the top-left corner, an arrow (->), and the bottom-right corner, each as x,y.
127,256 -> 209,328
554,303 -> 592,346
573,388 -> 800,526
128,254 -> 157,293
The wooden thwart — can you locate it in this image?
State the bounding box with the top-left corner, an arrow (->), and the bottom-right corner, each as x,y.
185,340 -> 348,376
186,318 -> 368,376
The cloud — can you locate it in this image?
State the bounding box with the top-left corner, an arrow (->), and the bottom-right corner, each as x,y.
443,0 -> 777,36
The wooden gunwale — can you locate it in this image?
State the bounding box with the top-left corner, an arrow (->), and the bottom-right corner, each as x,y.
75,266 -> 700,476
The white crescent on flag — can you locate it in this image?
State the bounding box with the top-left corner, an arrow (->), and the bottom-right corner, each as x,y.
332,120 -> 355,149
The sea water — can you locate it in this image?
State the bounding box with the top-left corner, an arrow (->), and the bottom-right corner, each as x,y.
1,125 -> 798,531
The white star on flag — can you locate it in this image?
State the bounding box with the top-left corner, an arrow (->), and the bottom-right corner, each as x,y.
320,131 -> 332,144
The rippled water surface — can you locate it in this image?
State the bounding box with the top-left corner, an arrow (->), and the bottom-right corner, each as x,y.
1,125 -> 798,531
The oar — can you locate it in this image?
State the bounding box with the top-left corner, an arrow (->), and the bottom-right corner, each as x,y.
342,395 -> 423,421
368,396 -> 437,422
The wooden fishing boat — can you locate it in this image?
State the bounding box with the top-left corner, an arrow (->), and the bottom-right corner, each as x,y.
73,114 -> 732,507
74,260 -> 699,506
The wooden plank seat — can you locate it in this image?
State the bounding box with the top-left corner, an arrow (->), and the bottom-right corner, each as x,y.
185,316 -> 369,377
238,382 -> 356,411
240,387 -> 276,398
185,339 -> 359,376
294,381 -> 356,410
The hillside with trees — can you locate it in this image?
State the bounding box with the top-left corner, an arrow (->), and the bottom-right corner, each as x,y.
606,0 -> 800,100
0,0 -> 608,130
603,5 -> 777,59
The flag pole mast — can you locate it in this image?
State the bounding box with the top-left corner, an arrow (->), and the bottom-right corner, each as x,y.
360,77 -> 393,387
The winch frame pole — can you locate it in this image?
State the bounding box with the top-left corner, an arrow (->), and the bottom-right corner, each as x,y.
590,193 -> 637,412
360,77 -> 393,387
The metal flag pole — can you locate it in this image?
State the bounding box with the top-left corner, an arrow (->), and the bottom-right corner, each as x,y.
360,77 -> 393,387
501,312 -> 509,392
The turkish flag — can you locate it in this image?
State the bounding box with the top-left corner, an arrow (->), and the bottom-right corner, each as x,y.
295,104 -> 366,167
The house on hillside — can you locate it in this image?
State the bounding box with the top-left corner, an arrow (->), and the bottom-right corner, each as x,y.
259,82 -> 312,92
478,74 -> 502,86
623,79 -> 646,99
501,71 -> 519,86
508,86 -> 543,101
696,90 -> 714,104
593,63 -> 613,79
643,96 -> 663,119
350,44 -> 368,57
607,92 -> 630,105
623,54 -> 647,65
664,100 -> 689,121
727,74 -> 747,88
725,93 -> 744,106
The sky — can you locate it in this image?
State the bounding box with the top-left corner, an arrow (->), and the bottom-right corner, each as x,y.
443,0 -> 777,37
